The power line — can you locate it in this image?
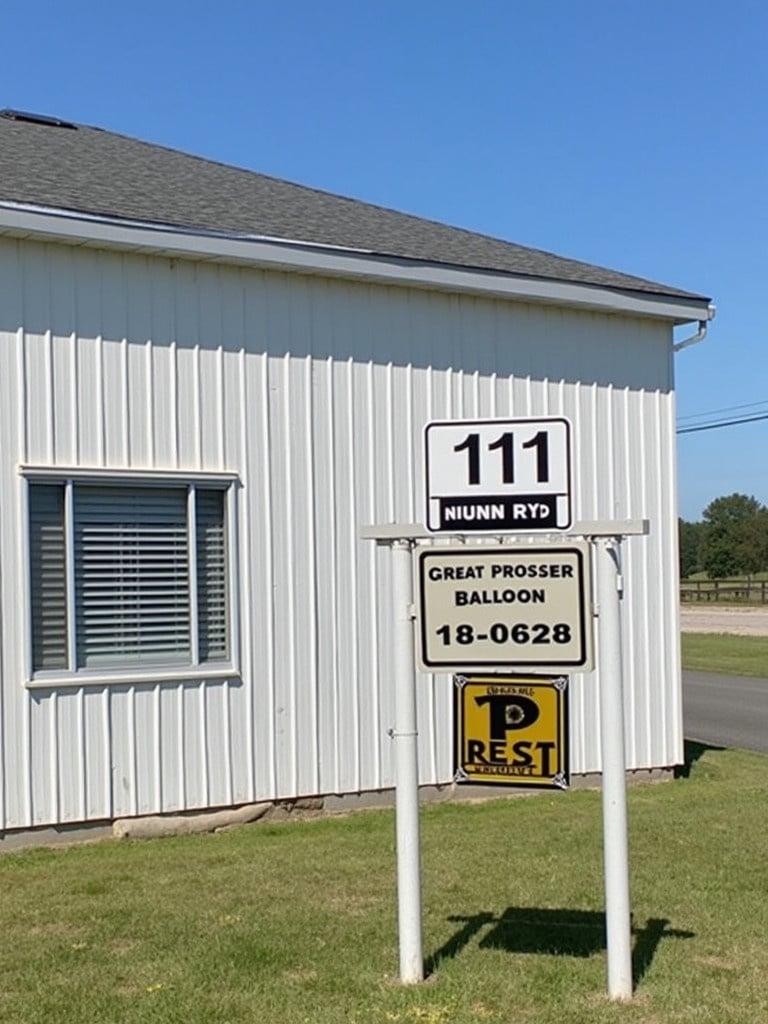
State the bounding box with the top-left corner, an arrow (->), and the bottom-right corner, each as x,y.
677,398 -> 768,422
677,412 -> 768,435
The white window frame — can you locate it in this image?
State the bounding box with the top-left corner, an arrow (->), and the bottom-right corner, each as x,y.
20,466 -> 241,688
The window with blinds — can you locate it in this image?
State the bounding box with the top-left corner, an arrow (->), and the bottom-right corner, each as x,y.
196,488 -> 229,663
29,484 -> 69,670
75,486 -> 191,668
28,481 -> 231,675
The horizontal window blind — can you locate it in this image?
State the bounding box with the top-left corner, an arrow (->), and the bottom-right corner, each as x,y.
196,488 -> 229,662
29,484 -> 68,670
74,486 -> 191,668
28,480 -> 232,675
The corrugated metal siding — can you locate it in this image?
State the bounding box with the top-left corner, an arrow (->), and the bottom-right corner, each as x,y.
0,237 -> 681,830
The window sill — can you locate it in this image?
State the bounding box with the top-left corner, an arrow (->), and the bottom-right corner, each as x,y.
25,664 -> 241,689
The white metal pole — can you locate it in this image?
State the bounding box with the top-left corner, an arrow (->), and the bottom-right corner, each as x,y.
596,537 -> 633,1001
391,539 -> 424,984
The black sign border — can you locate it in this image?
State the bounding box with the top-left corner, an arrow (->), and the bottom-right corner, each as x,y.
424,416 -> 573,533
453,674 -> 570,790
418,546 -> 589,671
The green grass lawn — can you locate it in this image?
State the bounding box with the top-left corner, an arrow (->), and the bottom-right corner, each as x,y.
1,745 -> 767,1024
681,631 -> 768,677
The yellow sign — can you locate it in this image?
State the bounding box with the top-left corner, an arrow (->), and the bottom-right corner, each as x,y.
454,675 -> 569,789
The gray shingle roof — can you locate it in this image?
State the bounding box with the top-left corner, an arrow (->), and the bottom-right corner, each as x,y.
0,111 -> 708,301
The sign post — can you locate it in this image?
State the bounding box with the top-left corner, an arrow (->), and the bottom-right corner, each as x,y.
366,400 -> 646,1001
595,538 -> 633,1000
363,521 -> 645,996
391,538 -> 424,984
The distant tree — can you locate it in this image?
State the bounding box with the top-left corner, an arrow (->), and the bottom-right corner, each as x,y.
700,534 -> 740,578
702,493 -> 762,527
736,508 -> 768,575
679,519 -> 704,578
699,494 -> 765,578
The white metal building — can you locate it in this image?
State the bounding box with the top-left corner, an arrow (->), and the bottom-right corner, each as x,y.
0,109 -> 713,834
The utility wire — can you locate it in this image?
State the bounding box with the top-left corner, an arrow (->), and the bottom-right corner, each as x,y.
677,412 -> 768,435
677,398 -> 768,422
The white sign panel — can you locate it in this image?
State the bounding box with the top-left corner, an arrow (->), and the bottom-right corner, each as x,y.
424,417 -> 572,532
416,544 -> 592,673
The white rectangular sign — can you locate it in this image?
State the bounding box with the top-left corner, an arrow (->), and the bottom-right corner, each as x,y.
424,417 -> 572,532
416,544 -> 592,673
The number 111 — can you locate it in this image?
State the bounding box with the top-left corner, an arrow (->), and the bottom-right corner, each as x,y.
453,431 -> 550,486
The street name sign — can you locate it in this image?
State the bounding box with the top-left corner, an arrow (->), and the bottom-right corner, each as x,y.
424,417 -> 572,532
416,544 -> 592,673
454,674 -> 569,788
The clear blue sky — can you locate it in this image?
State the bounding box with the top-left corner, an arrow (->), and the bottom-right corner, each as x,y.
2,1 -> 766,519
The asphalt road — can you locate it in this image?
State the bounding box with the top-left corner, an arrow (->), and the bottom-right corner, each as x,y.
683,670 -> 768,754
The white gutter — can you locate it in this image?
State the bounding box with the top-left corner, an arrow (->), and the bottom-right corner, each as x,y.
0,202 -> 713,325
672,306 -> 716,353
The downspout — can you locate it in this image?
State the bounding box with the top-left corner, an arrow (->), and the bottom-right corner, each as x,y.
673,304 -> 716,352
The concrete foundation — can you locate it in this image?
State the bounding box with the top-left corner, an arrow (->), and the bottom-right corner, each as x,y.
0,766 -> 674,853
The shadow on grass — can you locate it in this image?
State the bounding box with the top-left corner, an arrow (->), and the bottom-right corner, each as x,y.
676,738 -> 725,779
426,908 -> 694,986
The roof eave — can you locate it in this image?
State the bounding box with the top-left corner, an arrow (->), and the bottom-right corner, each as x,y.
0,202 -> 713,325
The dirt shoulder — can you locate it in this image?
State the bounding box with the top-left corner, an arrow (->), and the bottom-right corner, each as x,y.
681,605 -> 768,636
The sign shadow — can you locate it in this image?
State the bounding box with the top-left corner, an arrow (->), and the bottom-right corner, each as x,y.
676,738 -> 725,779
426,908 -> 694,985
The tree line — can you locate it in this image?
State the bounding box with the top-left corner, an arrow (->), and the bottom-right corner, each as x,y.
680,493 -> 768,579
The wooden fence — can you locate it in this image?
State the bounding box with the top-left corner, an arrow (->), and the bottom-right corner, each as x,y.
680,578 -> 768,603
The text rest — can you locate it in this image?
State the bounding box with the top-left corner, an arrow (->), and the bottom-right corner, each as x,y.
466,739 -> 558,776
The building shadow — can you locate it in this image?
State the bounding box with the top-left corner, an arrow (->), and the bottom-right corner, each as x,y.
676,738 -> 725,779
426,908 -> 693,985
